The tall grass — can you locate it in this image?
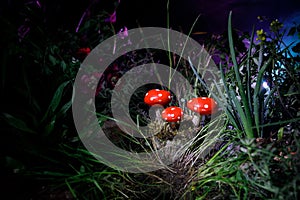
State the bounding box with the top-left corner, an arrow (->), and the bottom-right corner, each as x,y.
188,11 -> 300,199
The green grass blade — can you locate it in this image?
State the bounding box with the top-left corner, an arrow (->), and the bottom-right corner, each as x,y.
228,11 -> 254,138
229,89 -> 253,137
2,113 -> 36,134
253,57 -> 271,136
246,26 -> 256,115
219,63 -> 241,129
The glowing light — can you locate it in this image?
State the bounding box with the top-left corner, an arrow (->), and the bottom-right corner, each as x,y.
262,81 -> 269,89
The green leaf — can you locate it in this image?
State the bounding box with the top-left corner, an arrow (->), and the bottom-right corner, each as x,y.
3,156 -> 24,170
235,170 -> 243,182
253,58 -> 271,135
80,165 -> 85,173
42,81 -> 70,122
44,116 -> 56,136
50,81 -> 70,112
277,127 -> 284,141
49,82 -> 69,112
50,45 -> 59,54
49,54 -> 58,65
57,100 -> 72,118
2,113 -> 36,134
228,11 -> 254,138
60,61 -> 67,71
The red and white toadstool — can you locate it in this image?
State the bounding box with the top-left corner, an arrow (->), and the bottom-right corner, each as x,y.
144,89 -> 171,106
186,97 -> 217,115
186,97 -> 218,126
161,106 -> 183,123
144,89 -> 172,120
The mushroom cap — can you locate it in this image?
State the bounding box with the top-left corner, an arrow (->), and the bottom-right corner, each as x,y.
186,97 -> 217,115
161,106 -> 183,122
144,89 -> 171,106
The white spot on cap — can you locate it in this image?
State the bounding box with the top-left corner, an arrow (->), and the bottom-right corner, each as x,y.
162,110 -> 165,114
201,97 -> 207,99
171,107 -> 176,110
158,93 -> 162,97
188,100 -> 192,103
155,89 -> 160,91
158,99 -> 162,102
194,106 -> 198,111
204,104 -> 209,108
150,97 -> 156,101
145,92 -> 149,96
177,116 -> 181,119
168,95 -> 171,99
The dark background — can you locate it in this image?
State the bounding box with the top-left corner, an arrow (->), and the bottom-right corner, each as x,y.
117,0 -> 300,33
1,0 -> 300,34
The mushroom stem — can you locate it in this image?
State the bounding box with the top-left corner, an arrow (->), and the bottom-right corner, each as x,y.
199,115 -> 206,127
148,105 -> 164,122
191,114 -> 200,127
169,122 -> 178,130
155,109 -> 161,121
191,114 -> 205,127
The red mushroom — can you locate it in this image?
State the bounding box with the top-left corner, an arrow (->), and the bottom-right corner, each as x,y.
144,89 -> 171,106
186,97 -> 217,115
161,106 -> 183,122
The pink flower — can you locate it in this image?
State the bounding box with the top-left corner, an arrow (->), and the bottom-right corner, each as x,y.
118,27 -> 128,39
105,11 -> 116,23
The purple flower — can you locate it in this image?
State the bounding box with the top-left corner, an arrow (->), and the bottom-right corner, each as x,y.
36,1 -> 41,8
105,11 -> 116,23
18,18 -> 30,42
118,26 -> 128,39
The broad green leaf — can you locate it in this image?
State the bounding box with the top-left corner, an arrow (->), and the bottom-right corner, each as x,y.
2,113 -> 36,134
44,116 -> 56,136
277,127 -> 284,141
49,81 -> 70,113
49,54 -> 58,65
235,170 -> 243,182
80,165 -> 85,173
4,156 -> 24,170
60,61 -> 67,71
57,100 -> 72,118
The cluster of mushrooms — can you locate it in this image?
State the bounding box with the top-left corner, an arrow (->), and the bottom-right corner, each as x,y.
144,89 -> 218,127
